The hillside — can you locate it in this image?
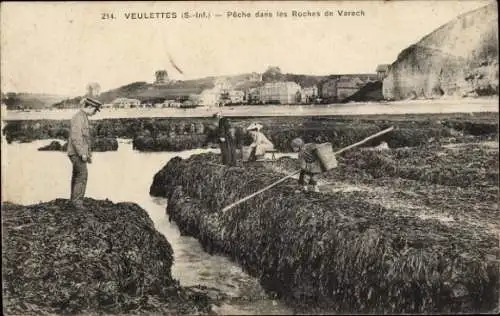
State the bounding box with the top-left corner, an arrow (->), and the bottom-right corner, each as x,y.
383,2 -> 499,100
284,73 -> 328,87
52,75 -> 256,107
51,72 -> 325,107
50,70 -> 381,108
2,93 -> 73,109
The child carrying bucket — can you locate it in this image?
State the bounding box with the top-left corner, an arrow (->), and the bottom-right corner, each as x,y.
291,138 -> 338,193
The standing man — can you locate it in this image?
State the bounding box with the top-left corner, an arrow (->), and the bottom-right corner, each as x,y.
67,97 -> 102,208
213,112 -> 237,166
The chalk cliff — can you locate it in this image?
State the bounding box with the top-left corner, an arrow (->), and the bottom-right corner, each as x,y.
383,3 -> 499,100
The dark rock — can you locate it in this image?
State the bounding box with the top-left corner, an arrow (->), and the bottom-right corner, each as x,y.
133,135 -> 207,152
38,140 -> 63,151
60,137 -> 119,152
2,198 -> 215,315
91,137 -> 119,152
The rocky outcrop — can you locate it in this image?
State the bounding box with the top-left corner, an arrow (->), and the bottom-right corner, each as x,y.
2,198 -> 218,315
383,3 -> 499,100
38,140 -> 63,151
150,153 -> 499,314
89,137 -> 119,152
133,135 -> 208,152
6,114 -> 499,152
37,138 -> 119,152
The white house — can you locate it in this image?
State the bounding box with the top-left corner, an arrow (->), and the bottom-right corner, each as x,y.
258,81 -> 301,104
300,86 -> 318,103
214,77 -> 233,92
228,90 -> 245,104
198,89 -> 221,107
112,98 -> 141,108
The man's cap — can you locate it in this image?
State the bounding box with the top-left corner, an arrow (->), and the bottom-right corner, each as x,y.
83,97 -> 103,111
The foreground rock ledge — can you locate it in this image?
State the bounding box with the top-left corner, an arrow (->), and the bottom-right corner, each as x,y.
151,153 -> 499,314
2,198 -> 217,315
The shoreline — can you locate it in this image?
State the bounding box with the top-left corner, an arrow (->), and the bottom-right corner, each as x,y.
3,98 -> 499,121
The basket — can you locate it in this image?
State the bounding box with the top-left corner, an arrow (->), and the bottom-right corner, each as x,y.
313,142 -> 337,172
242,146 -> 253,162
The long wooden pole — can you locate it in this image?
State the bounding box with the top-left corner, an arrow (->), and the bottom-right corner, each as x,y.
221,170 -> 301,213
333,126 -> 394,155
221,126 -> 394,213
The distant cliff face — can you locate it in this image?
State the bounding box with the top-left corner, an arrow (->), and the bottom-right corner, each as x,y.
383,3 -> 499,100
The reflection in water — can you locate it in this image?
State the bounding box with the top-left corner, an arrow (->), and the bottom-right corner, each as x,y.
2,139 -> 292,315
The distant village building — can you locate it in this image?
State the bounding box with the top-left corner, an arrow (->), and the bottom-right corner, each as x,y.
248,72 -> 263,82
162,100 -> 182,108
197,78 -> 238,107
188,94 -> 201,104
337,76 -> 365,101
246,88 -> 261,104
228,90 -> 245,104
300,85 -> 318,103
112,98 -> 141,108
154,70 -> 169,85
198,89 -> 221,107
320,74 -> 379,102
320,79 -> 338,103
258,81 -> 301,104
161,100 -> 175,107
376,64 -> 390,80
214,77 -> 233,92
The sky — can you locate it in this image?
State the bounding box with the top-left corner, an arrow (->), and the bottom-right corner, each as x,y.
0,0 -> 494,96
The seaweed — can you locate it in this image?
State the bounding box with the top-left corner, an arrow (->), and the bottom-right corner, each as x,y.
151,153 -> 499,314
2,198 -> 215,315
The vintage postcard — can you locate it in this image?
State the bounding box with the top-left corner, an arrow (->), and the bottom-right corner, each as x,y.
1,1 -> 498,315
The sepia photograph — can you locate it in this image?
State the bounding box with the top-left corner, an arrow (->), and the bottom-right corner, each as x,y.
1,1 -> 499,315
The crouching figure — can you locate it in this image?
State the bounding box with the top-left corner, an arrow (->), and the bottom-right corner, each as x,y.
246,122 -> 275,161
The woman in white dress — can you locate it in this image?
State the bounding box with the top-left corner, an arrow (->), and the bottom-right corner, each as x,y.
246,122 -> 275,161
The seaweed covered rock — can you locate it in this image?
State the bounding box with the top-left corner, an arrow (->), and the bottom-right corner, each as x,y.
133,135 -> 208,151
60,137 -> 119,152
3,113 -> 498,149
442,120 -> 499,136
267,125 -> 453,151
152,154 -> 499,314
338,145 -> 499,188
91,137 -> 119,152
38,140 -> 63,151
2,198 -> 214,315
270,143 -> 499,189
150,156 -> 185,197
